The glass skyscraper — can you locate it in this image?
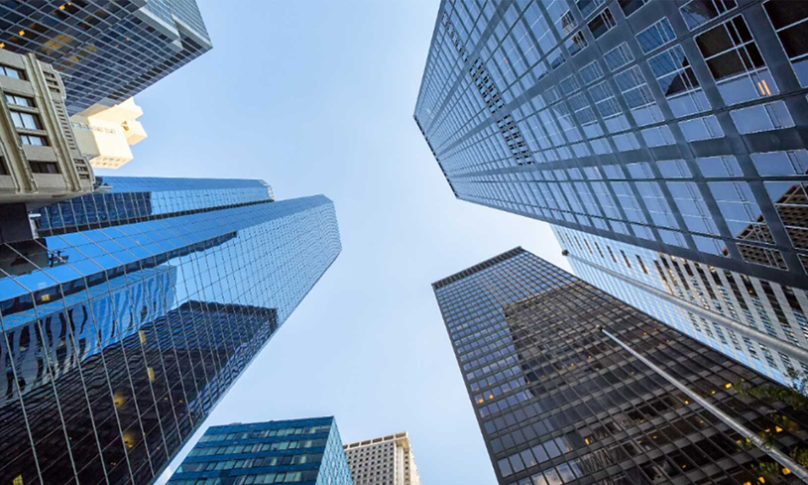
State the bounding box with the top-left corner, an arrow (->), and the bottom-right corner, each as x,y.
414,0 -> 808,384
169,417 -> 353,485
0,177 -> 341,485
0,1 -> 212,113
433,247 -> 808,485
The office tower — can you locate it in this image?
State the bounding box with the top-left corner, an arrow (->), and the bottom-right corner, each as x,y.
0,50 -> 94,219
0,1 -> 212,114
168,417 -> 353,485
433,247 -> 808,485
71,98 -> 147,169
0,177 -> 341,485
554,225 -> 808,386
343,432 -> 422,485
414,0 -> 808,381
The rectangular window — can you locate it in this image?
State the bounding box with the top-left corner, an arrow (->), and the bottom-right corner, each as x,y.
20,134 -> 47,146
604,42 -> 635,71
764,0 -> 808,86
10,111 -> 42,130
637,18 -> 676,54
729,101 -> 794,134
588,8 -> 617,39
696,15 -> 776,104
0,64 -> 25,80
5,94 -> 33,107
577,0 -> 606,19
28,161 -> 60,174
681,0 -> 738,30
565,30 -> 588,56
648,45 -> 710,117
620,0 -> 650,17
0,158 -> 7,175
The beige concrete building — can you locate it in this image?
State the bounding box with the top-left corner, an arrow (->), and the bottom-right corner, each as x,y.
71,97 -> 147,169
344,432 -> 421,485
0,50 -> 94,211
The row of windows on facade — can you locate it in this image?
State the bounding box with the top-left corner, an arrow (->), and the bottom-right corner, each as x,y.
187,439 -> 329,456
457,179 -> 808,274
198,425 -> 332,442
170,470 -> 319,485
176,453 -> 323,473
418,0 -> 807,153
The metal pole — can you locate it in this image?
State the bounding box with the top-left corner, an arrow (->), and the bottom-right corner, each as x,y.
600,327 -> 808,483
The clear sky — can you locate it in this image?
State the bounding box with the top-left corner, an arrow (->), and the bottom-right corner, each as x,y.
99,1 -> 570,483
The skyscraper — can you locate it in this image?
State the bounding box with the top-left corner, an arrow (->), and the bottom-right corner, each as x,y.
433,247 -> 808,485
343,432 -> 422,485
414,0 -> 808,383
0,1 -> 212,114
168,417 -> 353,485
0,177 -> 341,485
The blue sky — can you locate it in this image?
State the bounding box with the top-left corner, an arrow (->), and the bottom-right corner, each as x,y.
100,1 -> 569,483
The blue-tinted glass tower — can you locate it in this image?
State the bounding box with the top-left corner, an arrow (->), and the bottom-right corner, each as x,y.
415,0 -> 808,385
0,1 -> 212,113
169,417 -> 353,485
0,177 -> 341,485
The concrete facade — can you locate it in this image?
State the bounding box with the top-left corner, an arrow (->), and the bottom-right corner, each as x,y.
71,97 -> 147,169
0,50 -> 94,211
343,432 -> 422,485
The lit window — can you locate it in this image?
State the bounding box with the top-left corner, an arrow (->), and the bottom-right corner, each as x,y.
696,15 -> 777,104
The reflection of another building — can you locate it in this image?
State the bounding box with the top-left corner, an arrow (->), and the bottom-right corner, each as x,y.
0,287 -> 279,485
434,248 -> 808,485
555,226 -> 808,387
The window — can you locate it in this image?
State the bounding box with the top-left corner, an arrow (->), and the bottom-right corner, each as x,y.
0,158 -> 7,175
680,0 -> 737,30
588,8 -> 616,39
20,134 -> 47,146
764,0 -> 808,86
637,18 -> 676,54
28,161 -> 60,174
0,64 -> 25,80
577,0 -> 606,19
11,110 -> 41,130
648,45 -> 710,117
620,0 -> 650,17
604,42 -> 635,72
729,101 -> 794,134
751,150 -> 808,176
565,30 -> 588,56
5,94 -> 33,107
696,15 -> 776,104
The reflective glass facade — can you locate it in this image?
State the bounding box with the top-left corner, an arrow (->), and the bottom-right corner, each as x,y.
0,1 -> 212,113
169,417 -> 353,485
415,0 -> 808,292
433,247 -> 808,485
0,178 -> 342,485
554,225 -> 808,385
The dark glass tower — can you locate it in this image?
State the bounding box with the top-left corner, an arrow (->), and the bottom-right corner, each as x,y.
0,1 -> 212,113
168,417 -> 353,485
0,178 -> 341,485
414,0 -> 808,291
433,247 -> 808,485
